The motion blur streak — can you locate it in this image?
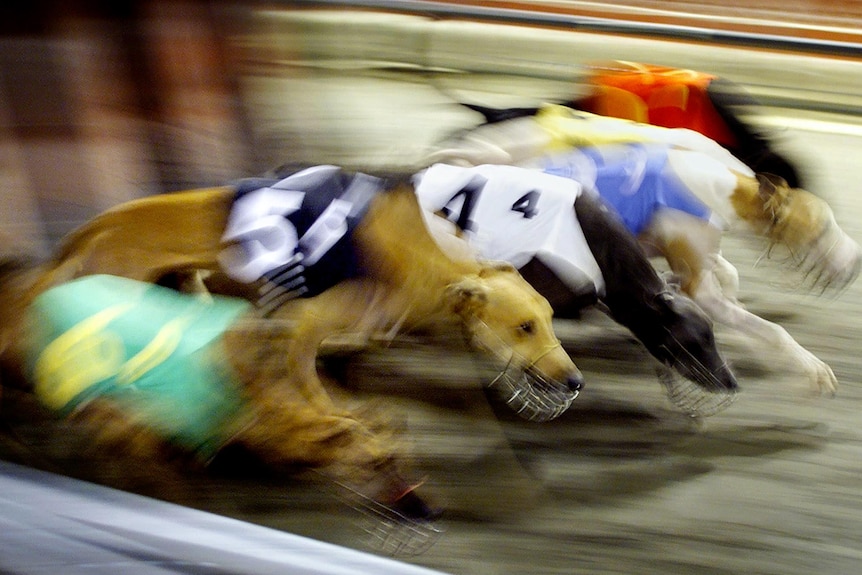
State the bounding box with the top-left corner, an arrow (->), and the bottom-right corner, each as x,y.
3,2 -> 862,575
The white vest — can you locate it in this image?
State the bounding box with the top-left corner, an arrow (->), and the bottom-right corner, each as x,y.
414,163 -> 605,294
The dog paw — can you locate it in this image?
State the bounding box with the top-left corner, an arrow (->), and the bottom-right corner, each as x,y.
807,358 -> 838,397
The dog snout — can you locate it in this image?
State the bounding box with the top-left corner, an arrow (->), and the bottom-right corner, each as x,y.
567,371 -> 585,393
717,364 -> 739,392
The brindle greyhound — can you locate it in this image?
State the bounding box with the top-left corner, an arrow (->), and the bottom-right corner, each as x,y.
0,253 -> 439,529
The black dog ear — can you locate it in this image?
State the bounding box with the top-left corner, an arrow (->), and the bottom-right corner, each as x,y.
653,291 -> 677,317
656,291 -> 675,305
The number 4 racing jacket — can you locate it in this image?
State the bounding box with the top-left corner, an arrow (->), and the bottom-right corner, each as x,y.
413,163 -> 605,301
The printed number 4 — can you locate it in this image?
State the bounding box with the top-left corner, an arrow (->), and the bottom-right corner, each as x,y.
511,190 -> 539,219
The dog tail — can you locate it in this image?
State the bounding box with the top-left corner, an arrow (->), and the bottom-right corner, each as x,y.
461,102 -> 542,124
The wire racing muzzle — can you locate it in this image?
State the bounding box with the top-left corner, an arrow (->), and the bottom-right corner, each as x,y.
333,481 -> 443,557
487,358 -> 578,422
469,320 -> 579,423
349,492 -> 443,557
657,365 -> 738,417
654,331 -> 738,417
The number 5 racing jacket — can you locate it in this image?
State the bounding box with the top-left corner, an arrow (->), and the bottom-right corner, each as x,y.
219,165 -> 383,314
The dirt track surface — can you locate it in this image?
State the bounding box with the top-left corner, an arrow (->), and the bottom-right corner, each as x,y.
4,8 -> 862,575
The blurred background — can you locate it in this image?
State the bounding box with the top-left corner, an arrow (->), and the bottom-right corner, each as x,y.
4,2 -> 862,574
5,0 -> 862,252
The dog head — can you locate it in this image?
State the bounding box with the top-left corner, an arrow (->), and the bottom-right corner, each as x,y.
757,174 -> 861,292
647,291 -> 737,392
445,261 -> 584,395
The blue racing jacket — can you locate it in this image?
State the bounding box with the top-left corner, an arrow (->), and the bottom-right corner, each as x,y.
541,143 -> 712,235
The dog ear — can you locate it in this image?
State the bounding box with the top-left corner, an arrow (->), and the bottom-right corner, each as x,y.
478,260 -> 518,277
444,276 -> 489,319
756,172 -> 792,226
756,172 -> 790,197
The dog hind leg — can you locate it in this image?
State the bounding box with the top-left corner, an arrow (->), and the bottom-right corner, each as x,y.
712,252 -> 741,305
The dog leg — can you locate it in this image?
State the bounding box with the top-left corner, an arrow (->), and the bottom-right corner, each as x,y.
653,218 -> 837,394
223,279 -> 406,472
691,268 -> 837,395
712,252 -> 741,305
273,280 -> 418,411
220,316 -> 433,519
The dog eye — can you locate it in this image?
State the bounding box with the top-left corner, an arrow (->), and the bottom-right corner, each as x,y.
518,321 -> 535,335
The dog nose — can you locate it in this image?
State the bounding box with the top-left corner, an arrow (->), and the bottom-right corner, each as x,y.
391,489 -> 443,522
567,372 -> 585,392
720,366 -> 739,391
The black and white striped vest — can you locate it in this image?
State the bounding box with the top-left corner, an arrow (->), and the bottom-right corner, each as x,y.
220,165 -> 382,313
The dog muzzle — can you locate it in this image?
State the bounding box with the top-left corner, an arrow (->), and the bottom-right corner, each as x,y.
338,484 -> 443,557
468,321 -> 579,422
486,357 -> 579,422
657,366 -> 738,417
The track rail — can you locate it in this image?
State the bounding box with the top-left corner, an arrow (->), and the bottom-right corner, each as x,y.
286,0 -> 862,58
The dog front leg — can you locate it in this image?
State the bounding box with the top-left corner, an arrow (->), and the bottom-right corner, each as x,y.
221,309 -> 431,518
273,280 -> 395,410
691,268 -> 837,395
221,310 -> 395,469
712,252 -> 741,305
